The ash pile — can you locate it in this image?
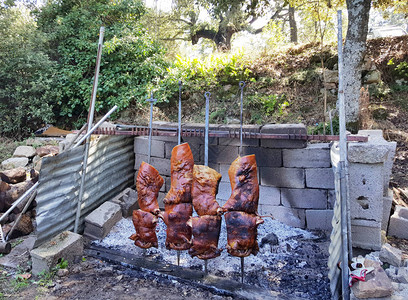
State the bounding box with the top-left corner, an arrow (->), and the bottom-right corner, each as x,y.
94,207 -> 330,299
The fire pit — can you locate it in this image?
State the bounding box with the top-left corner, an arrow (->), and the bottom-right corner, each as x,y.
91,216 -> 331,299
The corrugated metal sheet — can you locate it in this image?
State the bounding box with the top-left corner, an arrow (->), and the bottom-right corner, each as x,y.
35,135 -> 134,247
328,143 -> 343,300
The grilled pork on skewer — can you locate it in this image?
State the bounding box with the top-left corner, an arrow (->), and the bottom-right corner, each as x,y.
162,202 -> 193,251
192,165 -> 222,216
136,161 -> 164,215
129,209 -> 159,249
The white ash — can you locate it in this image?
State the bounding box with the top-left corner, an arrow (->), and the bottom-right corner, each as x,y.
94,216 -> 318,274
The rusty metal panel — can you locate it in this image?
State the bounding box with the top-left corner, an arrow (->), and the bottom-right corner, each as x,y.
34,135 -> 134,247
328,144 -> 343,300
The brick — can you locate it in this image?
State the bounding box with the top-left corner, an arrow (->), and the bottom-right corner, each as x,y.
351,219 -> 382,250
306,168 -> 335,189
306,210 -> 333,231
216,181 -> 232,201
349,163 -> 384,222
283,144 -> 331,168
135,155 -> 171,176
110,188 -> 139,217
260,124 -> 307,149
388,206 -> 408,239
260,167 -> 305,188
241,147 -> 282,167
84,202 -> 122,240
259,186 -> 280,206
208,145 -> 239,164
134,136 -> 165,158
260,205 -> 305,228
281,188 -> 327,209
30,231 -> 83,275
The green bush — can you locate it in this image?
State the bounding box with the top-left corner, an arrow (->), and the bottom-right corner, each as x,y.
0,6 -> 57,138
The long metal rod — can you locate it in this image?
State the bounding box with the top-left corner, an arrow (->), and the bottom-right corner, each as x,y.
239,81 -> 245,156
337,11 -> 350,300
6,190 -> 37,241
241,257 -> 245,283
74,28 -> 105,233
178,81 -> 182,145
0,182 -> 39,224
92,127 -> 368,142
146,93 -> 157,164
73,105 -> 118,149
204,92 -> 210,166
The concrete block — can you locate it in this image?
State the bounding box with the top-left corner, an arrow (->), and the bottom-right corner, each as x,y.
281,188 -> 327,209
349,163 -> 384,222
388,206 -> 408,239
219,138 -> 259,147
306,168 -> 335,189
30,231 -> 83,275
83,202 -> 122,240
158,192 -> 166,209
260,124 -> 307,149
135,155 -> 171,176
260,205 -> 305,228
110,187 -> 139,218
351,130 -> 397,194
241,147 -> 282,167
216,181 -> 232,201
259,186 -> 280,206
380,243 -> 402,267
260,167 -> 305,188
283,144 -> 331,168
382,188 -> 393,231
351,219 -> 382,250
327,189 -> 336,209
208,145 -> 239,164
134,136 -> 165,158
306,210 -> 333,231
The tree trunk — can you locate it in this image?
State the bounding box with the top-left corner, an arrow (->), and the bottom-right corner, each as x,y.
192,26 -> 236,51
343,0 -> 371,123
288,5 -> 298,44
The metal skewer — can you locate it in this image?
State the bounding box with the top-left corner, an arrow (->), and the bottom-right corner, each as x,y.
146,92 -> 157,165
203,91 -> 211,273
177,251 -> 181,266
239,81 -> 245,157
239,81 -> 246,283
178,81 -> 182,145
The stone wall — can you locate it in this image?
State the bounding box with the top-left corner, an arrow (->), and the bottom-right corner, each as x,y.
133,123 -> 396,250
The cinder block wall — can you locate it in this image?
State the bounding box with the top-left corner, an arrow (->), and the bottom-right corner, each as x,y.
134,123 -> 335,231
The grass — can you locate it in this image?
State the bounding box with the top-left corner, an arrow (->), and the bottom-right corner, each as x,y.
0,136 -> 17,166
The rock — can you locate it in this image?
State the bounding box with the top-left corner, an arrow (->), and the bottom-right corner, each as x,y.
223,84 -> 232,92
352,259 -> 393,298
370,105 -> 388,120
1,157 -> 29,169
36,145 -> 59,157
0,180 -> 34,211
226,117 -> 240,124
380,243 -> 402,267
364,70 -> 381,84
57,268 -> 69,277
397,267 -> 408,284
388,206 -> 408,240
323,69 -> 339,84
385,265 -> 398,281
0,167 -> 26,184
13,146 -> 36,158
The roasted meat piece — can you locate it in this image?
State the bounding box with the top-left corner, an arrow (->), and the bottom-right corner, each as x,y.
222,155 -> 259,214
225,211 -> 264,257
187,215 -> 222,260
136,161 -> 164,215
192,165 -> 222,216
162,203 -> 193,250
129,209 -> 159,249
163,143 -> 194,205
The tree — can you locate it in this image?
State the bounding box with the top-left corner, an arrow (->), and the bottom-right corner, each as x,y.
35,0 -> 168,124
0,5 -> 57,138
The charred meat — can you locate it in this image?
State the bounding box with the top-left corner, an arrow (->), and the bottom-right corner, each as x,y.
129,209 -> 159,249
136,161 -> 164,215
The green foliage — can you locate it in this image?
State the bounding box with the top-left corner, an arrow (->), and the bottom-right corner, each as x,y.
56,258 -> 68,269
308,117 -> 340,135
246,93 -> 289,118
37,269 -> 55,287
0,6 -> 57,138
388,58 -> 408,79
36,0 -> 168,126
